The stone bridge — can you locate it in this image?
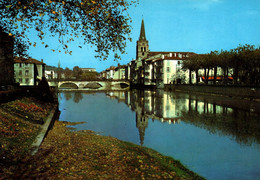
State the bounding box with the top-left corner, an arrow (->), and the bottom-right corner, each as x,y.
48,80 -> 130,90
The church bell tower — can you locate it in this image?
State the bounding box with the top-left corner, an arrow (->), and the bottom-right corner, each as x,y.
136,19 -> 149,60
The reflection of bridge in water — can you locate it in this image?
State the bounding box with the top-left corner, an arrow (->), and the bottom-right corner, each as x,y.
48,80 -> 130,90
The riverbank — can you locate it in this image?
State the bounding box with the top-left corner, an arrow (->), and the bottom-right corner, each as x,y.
0,96 -> 57,171
2,120 -> 204,179
166,84 -> 260,100
0,97 -> 204,179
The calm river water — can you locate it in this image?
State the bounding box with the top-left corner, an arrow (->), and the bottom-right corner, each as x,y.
58,90 -> 260,180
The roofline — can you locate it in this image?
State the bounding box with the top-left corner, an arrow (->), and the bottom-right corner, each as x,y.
14,56 -> 45,65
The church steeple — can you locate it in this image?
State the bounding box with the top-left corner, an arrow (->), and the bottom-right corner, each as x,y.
139,19 -> 146,40
136,113 -> 148,146
136,19 -> 149,60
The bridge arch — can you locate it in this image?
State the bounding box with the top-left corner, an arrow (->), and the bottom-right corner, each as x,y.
84,82 -> 102,89
59,82 -> 78,89
120,82 -> 129,88
113,82 -> 129,88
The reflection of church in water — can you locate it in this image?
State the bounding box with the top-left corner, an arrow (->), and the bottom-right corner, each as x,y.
106,90 -> 234,146
136,113 -> 148,146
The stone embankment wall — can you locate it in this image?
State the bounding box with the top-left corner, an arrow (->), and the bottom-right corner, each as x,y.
31,103 -> 59,155
165,84 -> 260,100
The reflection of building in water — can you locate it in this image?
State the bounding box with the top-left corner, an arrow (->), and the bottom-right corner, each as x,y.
187,95 -> 233,115
150,90 -> 183,124
108,90 -> 234,122
136,113 -> 148,146
106,91 -> 127,103
108,89 -> 185,124
106,90 -> 237,145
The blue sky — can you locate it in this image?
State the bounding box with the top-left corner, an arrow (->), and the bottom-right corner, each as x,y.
27,0 -> 260,72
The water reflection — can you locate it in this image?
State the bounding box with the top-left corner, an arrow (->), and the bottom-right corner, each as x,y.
73,92 -> 83,103
64,92 -> 72,101
58,90 -> 260,180
106,90 -> 260,146
61,92 -> 84,103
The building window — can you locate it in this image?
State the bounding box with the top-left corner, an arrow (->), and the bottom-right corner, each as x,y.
19,63 -> 22,67
19,78 -> 22,83
144,47 -> 146,52
25,78 -> 29,83
141,47 -> 143,52
167,67 -> 170,72
19,70 -> 22,76
25,70 -> 29,76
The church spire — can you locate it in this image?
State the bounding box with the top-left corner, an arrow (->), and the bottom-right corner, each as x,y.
139,19 -> 146,40
136,19 -> 149,60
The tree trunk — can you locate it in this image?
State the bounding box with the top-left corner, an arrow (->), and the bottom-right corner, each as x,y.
223,67 -> 226,84
207,68 -> 210,84
213,66 -> 217,85
234,68 -> 239,85
195,69 -> 199,84
205,68 -> 209,84
223,67 -> 229,84
189,69 -> 192,85
204,68 -> 207,84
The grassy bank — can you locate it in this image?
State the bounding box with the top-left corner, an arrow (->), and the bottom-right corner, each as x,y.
0,97 -> 54,174
0,98 -> 204,179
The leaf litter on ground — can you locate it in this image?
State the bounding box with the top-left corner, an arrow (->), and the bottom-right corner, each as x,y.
0,98 -> 204,179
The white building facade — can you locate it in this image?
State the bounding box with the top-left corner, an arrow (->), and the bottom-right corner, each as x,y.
14,57 -> 45,86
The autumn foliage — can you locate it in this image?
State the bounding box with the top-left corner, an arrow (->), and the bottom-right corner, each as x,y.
1,97 -> 52,124
1,120 -> 204,179
0,0 -> 137,59
0,97 -> 204,179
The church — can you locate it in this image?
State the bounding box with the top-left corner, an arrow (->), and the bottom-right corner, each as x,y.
129,19 -> 197,88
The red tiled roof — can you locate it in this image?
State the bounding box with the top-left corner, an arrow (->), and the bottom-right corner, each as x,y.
106,66 -> 116,71
144,51 -> 197,62
159,56 -> 186,60
14,57 -> 45,65
115,65 -> 127,70
148,51 -> 196,57
145,56 -> 188,62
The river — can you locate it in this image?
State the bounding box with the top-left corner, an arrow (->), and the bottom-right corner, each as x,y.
58,90 -> 260,180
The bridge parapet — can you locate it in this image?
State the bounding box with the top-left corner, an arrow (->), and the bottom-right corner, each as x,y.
48,80 -> 130,90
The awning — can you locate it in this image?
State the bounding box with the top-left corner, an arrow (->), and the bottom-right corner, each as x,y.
201,76 -> 233,80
